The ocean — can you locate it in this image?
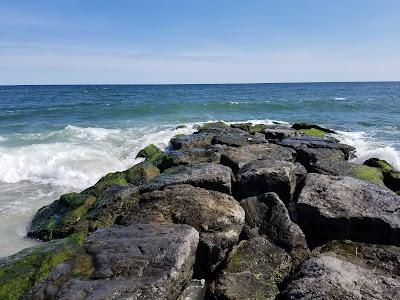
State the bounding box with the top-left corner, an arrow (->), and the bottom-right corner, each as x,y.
0,82 -> 399,257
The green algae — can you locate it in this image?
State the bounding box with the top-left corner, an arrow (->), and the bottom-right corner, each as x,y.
136,144 -> 166,166
363,158 -> 394,173
0,233 -> 85,300
352,165 -> 384,185
125,161 -> 160,185
198,121 -> 228,132
300,128 -> 326,138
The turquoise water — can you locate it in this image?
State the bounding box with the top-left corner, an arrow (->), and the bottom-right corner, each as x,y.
0,82 -> 399,256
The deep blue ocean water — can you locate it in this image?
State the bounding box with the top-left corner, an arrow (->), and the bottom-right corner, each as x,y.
0,82 -> 399,256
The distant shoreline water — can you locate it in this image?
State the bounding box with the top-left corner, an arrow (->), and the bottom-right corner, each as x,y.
0,82 -> 399,257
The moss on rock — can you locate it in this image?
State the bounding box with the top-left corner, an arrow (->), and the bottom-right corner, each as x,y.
198,121 -> 228,132
352,165 -> 385,185
124,161 -> 160,185
136,144 -> 166,167
300,128 -> 326,138
0,233 -> 85,300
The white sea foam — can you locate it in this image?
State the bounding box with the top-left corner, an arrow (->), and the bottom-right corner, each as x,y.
229,101 -> 249,105
334,97 -> 347,100
336,130 -> 400,171
0,136 -> 7,142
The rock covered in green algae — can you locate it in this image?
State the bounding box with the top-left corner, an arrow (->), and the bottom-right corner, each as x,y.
0,233 -> 86,300
136,143 -> 167,166
213,237 -> 292,300
364,157 -> 400,192
28,161 -> 158,241
297,147 -> 385,185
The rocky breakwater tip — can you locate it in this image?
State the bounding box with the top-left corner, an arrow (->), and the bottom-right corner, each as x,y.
1,121 -> 399,300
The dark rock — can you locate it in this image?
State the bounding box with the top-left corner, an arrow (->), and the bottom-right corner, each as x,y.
291,123 -> 336,134
212,128 -> 266,148
213,237 -> 292,300
119,184 -> 245,274
280,250 -> 400,299
240,193 -> 308,253
178,279 -> 207,300
235,160 -> 297,203
198,122 -> 229,133
363,157 -> 400,192
139,163 -> 234,194
171,132 -> 215,150
263,128 -> 298,140
280,135 -> 355,159
27,224 -> 199,300
161,145 -> 222,169
28,185 -> 140,241
220,144 -> 296,173
297,174 -> 400,247
294,162 -> 307,185
296,147 -> 385,185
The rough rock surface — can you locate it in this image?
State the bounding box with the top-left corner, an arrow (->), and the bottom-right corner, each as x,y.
297,173 -> 400,247
364,157 -> 400,192
220,143 -> 296,173
27,224 -> 199,300
280,135 -> 355,159
162,145 -> 223,169
296,147 -> 385,185
139,163 -> 234,194
120,184 -> 245,275
263,128 -> 298,140
235,160 -> 297,203
240,193 -> 308,253
212,128 -> 267,147
171,132 -> 215,150
213,237 -> 292,300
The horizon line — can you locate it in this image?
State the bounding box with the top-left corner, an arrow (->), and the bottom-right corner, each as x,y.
1,80 -> 399,87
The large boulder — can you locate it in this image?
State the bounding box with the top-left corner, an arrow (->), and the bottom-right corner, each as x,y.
263,128 -> 298,141
280,135 -> 355,159
212,129 -> 266,148
28,185 -> 140,241
280,241 -> 400,299
119,184 -> 245,275
0,233 -> 85,300
297,174 -> 400,247
161,145 -> 223,169
27,224 -> 199,300
291,123 -> 336,134
136,144 -> 167,167
230,123 -> 268,134
240,193 -> 309,263
296,147 -> 385,185
235,160 -> 297,203
171,132 -> 215,150
139,163 -> 234,194
220,144 -> 296,173
213,237 -> 292,300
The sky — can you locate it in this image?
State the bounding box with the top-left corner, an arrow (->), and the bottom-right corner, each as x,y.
0,0 -> 400,84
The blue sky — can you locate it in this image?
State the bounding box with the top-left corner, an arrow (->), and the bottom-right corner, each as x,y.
0,0 -> 399,84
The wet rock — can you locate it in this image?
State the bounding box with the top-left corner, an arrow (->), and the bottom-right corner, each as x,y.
119,184 -> 245,274
28,186 -> 140,241
178,279 -> 207,300
213,237 -> 292,300
0,233 -> 85,300
171,132 -> 215,150
235,160 -> 297,203
212,128 -> 266,147
27,224 -> 199,300
198,121 -> 229,133
297,147 -> 385,185
220,144 -> 296,173
364,157 -> 400,192
162,145 -> 223,169
297,174 -> 400,247
280,252 -> 400,299
136,144 -> 167,167
280,135 -> 355,159
140,163 -> 234,194
240,193 -> 308,253
291,123 -> 336,134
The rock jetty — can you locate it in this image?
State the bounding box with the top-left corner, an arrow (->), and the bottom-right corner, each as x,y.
1,121 -> 399,300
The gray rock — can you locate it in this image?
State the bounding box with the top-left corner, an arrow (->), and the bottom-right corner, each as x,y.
280,135 -> 355,159
240,193 -> 308,253
230,123 -> 268,134
297,174 -> 400,247
140,163 -> 234,194
120,184 -> 245,275
263,128 -> 298,140
212,127 -> 267,147
280,253 -> 400,299
213,237 -> 292,300
171,133 -> 215,150
28,224 -> 200,300
235,160 -> 297,203
178,279 -> 207,300
291,123 -> 336,134
220,144 -> 296,173
162,145 -> 222,169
